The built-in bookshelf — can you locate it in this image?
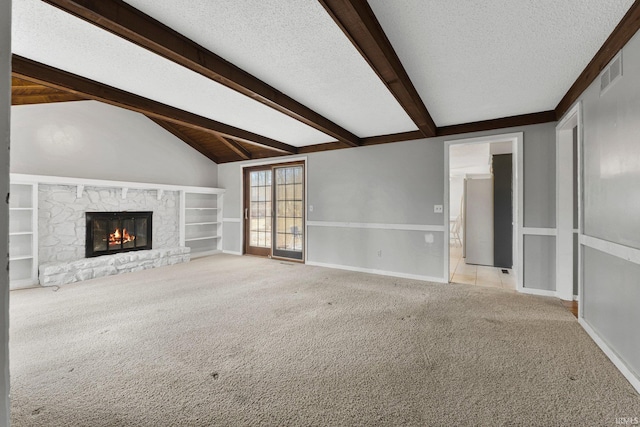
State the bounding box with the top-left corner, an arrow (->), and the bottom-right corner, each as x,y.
9,182 -> 38,289
180,189 -> 224,258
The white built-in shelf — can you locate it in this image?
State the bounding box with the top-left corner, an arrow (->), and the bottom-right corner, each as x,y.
184,236 -> 221,242
181,190 -> 224,257
9,181 -> 38,289
9,255 -> 34,261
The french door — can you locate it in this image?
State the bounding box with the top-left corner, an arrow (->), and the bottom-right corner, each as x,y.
243,162 -> 304,261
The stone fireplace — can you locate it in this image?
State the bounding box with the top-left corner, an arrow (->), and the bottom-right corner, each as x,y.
37,184 -> 189,286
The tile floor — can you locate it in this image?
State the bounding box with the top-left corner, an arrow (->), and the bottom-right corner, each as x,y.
449,245 -> 517,290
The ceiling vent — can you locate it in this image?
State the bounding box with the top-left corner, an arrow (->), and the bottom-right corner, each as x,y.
600,51 -> 623,95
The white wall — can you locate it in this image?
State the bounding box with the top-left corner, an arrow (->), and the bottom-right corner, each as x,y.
219,121 -> 557,285
575,29 -> 640,387
11,100 -> 218,187
0,0 -> 11,423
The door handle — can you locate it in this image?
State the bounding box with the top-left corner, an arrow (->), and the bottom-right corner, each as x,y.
245,208 -> 248,220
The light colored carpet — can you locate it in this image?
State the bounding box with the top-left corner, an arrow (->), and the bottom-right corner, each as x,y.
9,254 -> 640,426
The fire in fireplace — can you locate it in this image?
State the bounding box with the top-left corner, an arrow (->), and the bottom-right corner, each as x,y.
86,211 -> 153,258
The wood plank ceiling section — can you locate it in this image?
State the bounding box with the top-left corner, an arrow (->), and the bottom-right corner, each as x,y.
11,77 -> 86,105
10,0 -> 640,163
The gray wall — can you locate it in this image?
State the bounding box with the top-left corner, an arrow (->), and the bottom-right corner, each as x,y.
219,121 -> 557,284
521,120 -> 557,292
583,247 -> 640,378
576,29 -> 640,382
11,100 -> 218,187
1,0 -> 11,423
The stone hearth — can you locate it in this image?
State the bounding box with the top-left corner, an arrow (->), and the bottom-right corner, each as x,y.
40,247 -> 190,286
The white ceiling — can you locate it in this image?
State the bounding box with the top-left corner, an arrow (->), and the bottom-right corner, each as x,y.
10,0 -> 636,150
369,0 -> 634,126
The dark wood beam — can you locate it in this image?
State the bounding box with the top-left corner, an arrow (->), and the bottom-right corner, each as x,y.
319,0 -> 436,137
297,142 -> 345,154
146,116 -> 220,163
211,134 -> 252,161
555,0 -> 640,119
361,130 -> 425,146
436,111 -> 557,137
41,0 -> 361,148
12,55 -> 297,154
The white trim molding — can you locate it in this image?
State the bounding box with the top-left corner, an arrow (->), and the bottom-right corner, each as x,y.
555,102 -> 581,302
222,250 -> 242,256
579,318 -> 640,394
580,234 -> 640,266
519,287 -> 557,298
522,227 -> 557,236
307,221 -> 445,232
10,173 -> 224,195
306,261 -> 447,284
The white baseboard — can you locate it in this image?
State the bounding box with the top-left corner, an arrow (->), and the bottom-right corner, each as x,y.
190,250 -> 222,259
222,250 -> 242,256
305,261 -> 446,283
518,287 -> 557,298
579,318 -> 640,394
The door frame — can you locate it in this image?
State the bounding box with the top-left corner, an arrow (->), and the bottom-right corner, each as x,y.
555,102 -> 582,302
240,157 -> 308,262
443,132 -> 524,289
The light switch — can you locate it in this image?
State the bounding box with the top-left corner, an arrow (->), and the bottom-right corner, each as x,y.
309,205 -> 314,212
434,205 -> 443,213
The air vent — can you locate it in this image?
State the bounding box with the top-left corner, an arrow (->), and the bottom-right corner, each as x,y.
600,51 -> 623,95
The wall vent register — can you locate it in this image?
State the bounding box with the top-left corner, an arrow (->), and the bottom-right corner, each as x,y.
600,51 -> 623,95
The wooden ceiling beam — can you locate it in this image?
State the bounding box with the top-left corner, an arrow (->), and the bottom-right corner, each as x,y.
147,116 -> 220,163
211,135 -> 252,161
12,55 -> 297,154
555,0 -> 640,119
319,0 -> 436,137
41,0 -> 361,148
437,111 -> 557,137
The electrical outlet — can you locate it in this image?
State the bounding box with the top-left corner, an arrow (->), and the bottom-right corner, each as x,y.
377,250 -> 382,258
434,205 -> 443,213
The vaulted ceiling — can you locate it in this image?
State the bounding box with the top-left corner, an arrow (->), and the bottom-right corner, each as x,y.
11,0 -> 640,163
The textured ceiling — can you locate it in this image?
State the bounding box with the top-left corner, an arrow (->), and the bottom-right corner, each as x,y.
369,0 -> 635,126
12,0 -> 333,147
122,0 -> 417,138
10,0 -> 636,157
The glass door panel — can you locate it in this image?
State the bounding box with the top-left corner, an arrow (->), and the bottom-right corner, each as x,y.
273,165 -> 304,260
244,167 -> 272,257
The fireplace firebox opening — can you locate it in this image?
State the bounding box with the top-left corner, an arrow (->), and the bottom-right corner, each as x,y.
85,211 -> 153,258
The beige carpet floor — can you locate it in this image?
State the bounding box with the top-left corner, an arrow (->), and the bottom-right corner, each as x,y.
9,254 -> 640,426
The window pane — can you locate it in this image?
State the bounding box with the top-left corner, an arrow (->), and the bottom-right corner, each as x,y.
250,171 -> 260,186
294,184 -> 303,200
